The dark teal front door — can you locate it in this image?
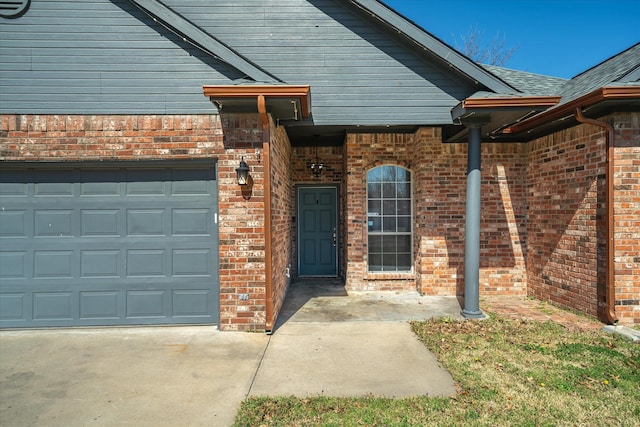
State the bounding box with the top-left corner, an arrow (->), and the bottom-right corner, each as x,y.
298,186 -> 337,276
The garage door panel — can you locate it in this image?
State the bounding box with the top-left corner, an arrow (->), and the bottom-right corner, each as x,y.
0,210 -> 27,236
126,290 -> 166,318
34,170 -> 76,196
79,169 -> 124,195
33,292 -> 73,320
81,250 -> 120,277
127,209 -> 165,236
127,250 -> 166,277
34,210 -> 74,236
0,252 -> 27,278
173,249 -> 211,276
79,291 -> 119,319
172,209 -> 211,235
34,251 -> 74,278
0,293 -> 26,321
0,164 -> 219,328
173,290 -> 211,317
81,210 -> 120,236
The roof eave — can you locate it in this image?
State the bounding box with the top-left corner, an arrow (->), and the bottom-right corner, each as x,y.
462,96 -> 562,110
502,86 -> 640,135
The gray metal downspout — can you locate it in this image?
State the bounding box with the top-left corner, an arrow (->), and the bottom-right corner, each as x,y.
462,124 -> 486,319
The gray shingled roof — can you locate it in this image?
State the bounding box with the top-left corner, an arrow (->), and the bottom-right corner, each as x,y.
478,43 -> 639,104
557,42 -> 640,104
480,64 -> 567,96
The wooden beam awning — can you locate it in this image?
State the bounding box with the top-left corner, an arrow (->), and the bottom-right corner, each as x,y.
203,85 -> 312,119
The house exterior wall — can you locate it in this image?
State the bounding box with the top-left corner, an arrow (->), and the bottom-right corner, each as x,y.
526,122 -> 604,318
3,113 -> 636,327
0,113 -> 271,331
269,125 -> 295,325
612,112 -> 640,325
525,112 -> 640,325
343,128 -> 528,295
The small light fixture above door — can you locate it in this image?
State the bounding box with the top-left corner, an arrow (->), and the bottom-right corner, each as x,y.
309,136 -> 324,177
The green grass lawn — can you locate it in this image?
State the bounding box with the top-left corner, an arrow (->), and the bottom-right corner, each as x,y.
233,316 -> 640,426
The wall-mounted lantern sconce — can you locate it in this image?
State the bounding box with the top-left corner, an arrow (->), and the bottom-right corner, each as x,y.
309,135 -> 324,177
236,157 -> 250,185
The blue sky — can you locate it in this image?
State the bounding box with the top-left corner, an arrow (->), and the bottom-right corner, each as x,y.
380,0 -> 639,79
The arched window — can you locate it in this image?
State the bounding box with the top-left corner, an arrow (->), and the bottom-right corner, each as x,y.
367,165 -> 412,272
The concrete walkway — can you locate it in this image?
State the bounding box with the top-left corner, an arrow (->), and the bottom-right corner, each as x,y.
0,281 -> 460,426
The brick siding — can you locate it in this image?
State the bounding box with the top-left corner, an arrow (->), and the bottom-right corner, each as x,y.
269,125 -> 295,325
525,112 -> 640,325
612,112 -> 640,324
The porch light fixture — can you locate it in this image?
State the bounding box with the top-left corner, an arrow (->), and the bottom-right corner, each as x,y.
236,157 -> 250,185
309,136 -> 324,177
309,159 -> 324,177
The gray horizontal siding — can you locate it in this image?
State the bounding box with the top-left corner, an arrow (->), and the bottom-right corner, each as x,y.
1,0 -> 474,125
0,0 -> 240,114
168,0 -> 473,126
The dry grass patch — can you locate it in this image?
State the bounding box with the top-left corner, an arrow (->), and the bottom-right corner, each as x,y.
234,316 -> 640,426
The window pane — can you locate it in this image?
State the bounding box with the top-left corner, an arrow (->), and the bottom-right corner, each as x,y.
382,235 -> 397,252
368,200 -> 381,216
397,217 -> 411,232
368,168 -> 382,183
397,254 -> 411,271
369,254 -> 383,271
383,217 -> 395,232
397,200 -> 411,214
369,235 -> 382,253
397,235 -> 411,252
381,166 -> 396,181
383,182 -> 396,198
397,182 -> 411,198
383,200 -> 396,215
368,182 -> 381,198
368,216 -> 381,232
396,168 -> 409,182
383,253 -> 397,270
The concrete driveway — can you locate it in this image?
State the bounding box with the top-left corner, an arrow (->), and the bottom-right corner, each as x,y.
0,326 -> 267,426
1,282 -> 460,426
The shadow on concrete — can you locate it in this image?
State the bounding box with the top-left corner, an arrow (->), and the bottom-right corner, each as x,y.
273,279 -> 348,331
272,278 -> 464,333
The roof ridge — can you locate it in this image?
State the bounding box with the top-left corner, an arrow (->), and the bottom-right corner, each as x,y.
481,64 -> 568,81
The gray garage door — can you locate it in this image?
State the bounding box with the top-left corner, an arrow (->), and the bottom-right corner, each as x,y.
0,163 -> 219,328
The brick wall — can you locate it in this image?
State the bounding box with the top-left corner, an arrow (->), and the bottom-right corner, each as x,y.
525,113 -> 640,325
612,112 -> 640,324
412,128 -> 528,297
0,113 -> 270,331
269,124 -> 294,325
218,114 -> 268,331
342,129 -> 528,294
526,122 -> 606,319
